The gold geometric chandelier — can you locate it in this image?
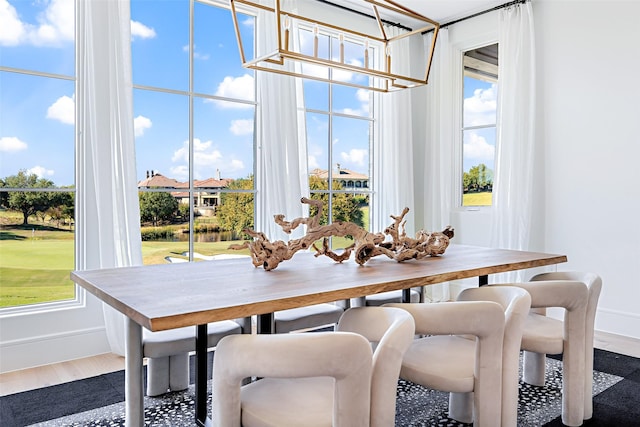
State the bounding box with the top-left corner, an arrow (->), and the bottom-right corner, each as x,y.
229,0 -> 440,92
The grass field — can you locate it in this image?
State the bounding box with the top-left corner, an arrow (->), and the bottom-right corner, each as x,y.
462,192 -> 492,206
1,206 -> 367,308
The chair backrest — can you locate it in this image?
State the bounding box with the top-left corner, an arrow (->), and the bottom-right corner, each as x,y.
211,332 -> 372,427
385,299 -> 506,426
337,306 -> 415,427
464,286 -> 531,426
529,271 -> 602,341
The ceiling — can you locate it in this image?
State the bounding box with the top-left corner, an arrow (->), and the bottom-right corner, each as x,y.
338,0 -> 512,27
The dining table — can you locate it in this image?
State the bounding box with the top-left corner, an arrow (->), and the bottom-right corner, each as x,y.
70,244 -> 567,427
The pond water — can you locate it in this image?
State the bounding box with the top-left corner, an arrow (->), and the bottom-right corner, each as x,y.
171,230 -> 242,243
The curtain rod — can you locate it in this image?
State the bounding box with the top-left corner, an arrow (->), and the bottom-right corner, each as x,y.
317,0 -> 413,32
441,0 -> 527,28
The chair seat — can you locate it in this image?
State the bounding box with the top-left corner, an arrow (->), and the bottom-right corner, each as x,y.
241,377 -> 334,427
274,303 -> 344,333
143,320 -> 241,358
365,289 -> 420,306
401,335 -> 476,393
521,313 -> 564,355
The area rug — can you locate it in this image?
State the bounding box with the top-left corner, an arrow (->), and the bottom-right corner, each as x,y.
2,349 -> 638,427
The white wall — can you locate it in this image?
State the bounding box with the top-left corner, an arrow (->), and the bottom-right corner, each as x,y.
0,293 -> 111,373
533,0 -> 640,338
415,0 -> 640,339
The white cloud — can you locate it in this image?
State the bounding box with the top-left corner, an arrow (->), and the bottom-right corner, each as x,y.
229,119 -> 253,136
183,44 -> 210,60
0,136 -> 28,152
134,115 -> 152,137
307,155 -> 319,170
340,148 -> 367,167
169,165 -> 189,181
213,74 -> 255,106
130,20 -> 156,40
463,132 -> 494,162
0,0 -> 73,47
0,0 -> 27,46
27,165 -> 54,178
464,84 -> 497,126
171,138 -> 244,179
46,95 -> 74,125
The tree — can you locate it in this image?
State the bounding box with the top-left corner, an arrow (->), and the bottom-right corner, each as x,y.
217,176 -> 254,235
4,171 -> 56,225
308,176 -> 364,227
463,163 -> 493,193
139,191 -> 179,226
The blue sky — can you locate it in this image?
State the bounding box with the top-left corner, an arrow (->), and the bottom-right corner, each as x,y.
1,0 -> 496,188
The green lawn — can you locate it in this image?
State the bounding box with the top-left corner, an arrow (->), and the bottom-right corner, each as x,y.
463,192 -> 492,207
1,206 -> 370,308
0,226 -> 252,308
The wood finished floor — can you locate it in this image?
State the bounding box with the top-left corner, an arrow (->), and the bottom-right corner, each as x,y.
1,330 -> 639,397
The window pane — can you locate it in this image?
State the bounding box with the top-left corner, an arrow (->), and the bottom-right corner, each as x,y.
462,128 -> 495,207
134,89 -> 189,184
332,116 -> 370,183
131,0 -> 189,90
0,0 -> 75,76
193,98 -> 255,180
194,4 -> 254,100
1,72 -> 75,187
332,86 -> 370,118
306,112 -> 329,174
463,77 -> 497,127
0,190 -> 75,308
304,80 -> 329,111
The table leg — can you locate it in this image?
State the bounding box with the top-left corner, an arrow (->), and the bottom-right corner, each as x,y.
402,288 -> 412,303
195,324 -> 210,427
479,275 -> 489,286
257,313 -> 274,334
125,318 -> 144,427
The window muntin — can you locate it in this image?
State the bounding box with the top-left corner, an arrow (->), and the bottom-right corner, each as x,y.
0,0 -> 76,310
462,44 -> 498,207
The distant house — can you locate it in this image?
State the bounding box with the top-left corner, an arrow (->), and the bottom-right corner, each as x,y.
309,164 -> 369,189
137,170 -> 232,216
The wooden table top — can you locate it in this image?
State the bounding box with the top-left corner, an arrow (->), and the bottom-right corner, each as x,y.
70,244 -> 567,332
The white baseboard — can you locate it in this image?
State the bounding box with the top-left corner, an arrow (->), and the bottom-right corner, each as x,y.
595,307 -> 640,341
0,327 -> 111,373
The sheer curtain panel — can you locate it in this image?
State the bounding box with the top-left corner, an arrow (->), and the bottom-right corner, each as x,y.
489,2 -> 536,283
422,28 -> 454,302
255,0 -> 309,241
372,26 -> 418,235
76,0 -> 143,356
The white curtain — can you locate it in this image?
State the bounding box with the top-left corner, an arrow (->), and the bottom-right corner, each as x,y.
76,0 -> 143,356
422,28 -> 454,302
372,26 -> 418,235
489,2 -> 536,283
255,0 -> 309,241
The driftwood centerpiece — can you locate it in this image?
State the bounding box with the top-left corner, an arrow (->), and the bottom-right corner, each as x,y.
229,197 -> 454,271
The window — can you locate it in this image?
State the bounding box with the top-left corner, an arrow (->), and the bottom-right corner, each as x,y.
462,44 -> 498,207
0,0 -> 76,310
303,32 -> 373,249
131,0 -> 256,265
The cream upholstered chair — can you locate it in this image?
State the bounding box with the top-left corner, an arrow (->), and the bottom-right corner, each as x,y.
211,306 -> 415,427
517,272 -> 600,425
387,285 -> 530,427
143,320 -> 241,396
